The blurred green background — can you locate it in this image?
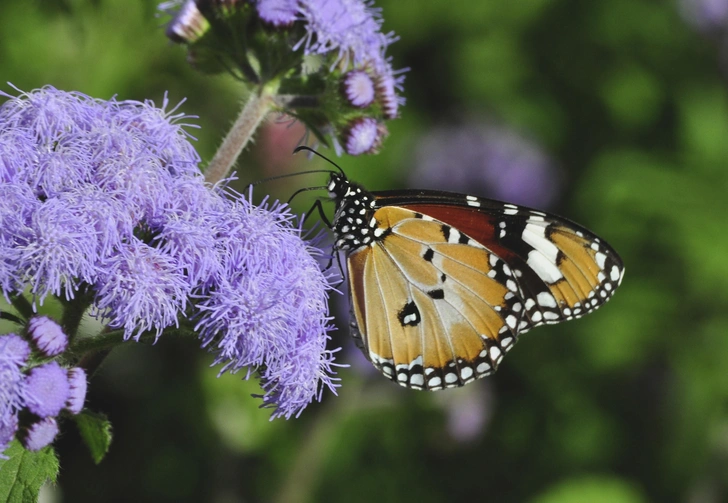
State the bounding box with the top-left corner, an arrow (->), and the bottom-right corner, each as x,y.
3,0 -> 728,502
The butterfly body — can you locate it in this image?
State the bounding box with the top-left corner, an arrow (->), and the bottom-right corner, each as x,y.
327,173 -> 624,390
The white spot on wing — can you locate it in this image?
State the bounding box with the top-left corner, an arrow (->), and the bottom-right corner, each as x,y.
527,250 -> 564,283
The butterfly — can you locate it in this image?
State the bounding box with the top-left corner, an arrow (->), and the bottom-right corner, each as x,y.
326,171 -> 624,390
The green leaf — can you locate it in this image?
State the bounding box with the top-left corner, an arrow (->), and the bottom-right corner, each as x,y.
0,441 -> 59,503
73,411 -> 113,464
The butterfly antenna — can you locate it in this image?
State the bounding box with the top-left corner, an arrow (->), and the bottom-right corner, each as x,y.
288,185 -> 328,205
244,170 -> 337,192
293,146 -> 346,175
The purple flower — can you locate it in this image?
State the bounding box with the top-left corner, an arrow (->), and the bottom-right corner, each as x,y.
257,0 -> 299,26
21,196 -> 99,303
66,367 -> 88,414
342,70 -> 376,108
21,417 -> 59,451
0,334 -> 30,437
93,238 -> 190,341
343,117 -> 381,155
27,316 -> 68,357
297,0 -> 394,70
0,86 -> 340,417
410,122 -> 560,208
194,195 -> 339,419
25,361 -> 70,418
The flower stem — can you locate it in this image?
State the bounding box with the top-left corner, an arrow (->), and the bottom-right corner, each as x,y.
9,294 -> 33,320
204,82 -> 280,184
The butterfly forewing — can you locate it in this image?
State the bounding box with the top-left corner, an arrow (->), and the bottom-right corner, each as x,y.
373,190 -> 625,334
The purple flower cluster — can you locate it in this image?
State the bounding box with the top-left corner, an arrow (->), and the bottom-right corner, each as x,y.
0,86 -> 339,419
0,320 -> 87,457
164,0 -> 404,156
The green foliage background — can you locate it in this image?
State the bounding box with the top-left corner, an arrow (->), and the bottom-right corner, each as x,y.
2,1 -> 727,502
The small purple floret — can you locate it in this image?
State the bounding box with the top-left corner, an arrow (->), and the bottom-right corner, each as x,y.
257,0 -> 299,26
27,316 -> 68,357
342,70 -> 376,108
344,117 -> 379,155
66,367 -> 88,414
21,417 -> 59,451
25,361 -> 70,418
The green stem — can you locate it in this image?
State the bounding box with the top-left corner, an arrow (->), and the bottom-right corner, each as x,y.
9,294 -> 33,320
73,326 -> 197,376
273,94 -> 321,109
204,82 -> 280,184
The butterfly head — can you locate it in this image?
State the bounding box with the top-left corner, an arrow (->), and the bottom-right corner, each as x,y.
327,173 -> 379,251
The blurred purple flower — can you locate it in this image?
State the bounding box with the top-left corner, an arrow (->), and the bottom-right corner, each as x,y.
410,122 -> 561,208
27,316 -> 68,357
680,0 -> 728,31
434,381 -> 495,443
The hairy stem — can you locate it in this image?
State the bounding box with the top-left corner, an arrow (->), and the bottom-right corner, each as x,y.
204,82 -> 279,184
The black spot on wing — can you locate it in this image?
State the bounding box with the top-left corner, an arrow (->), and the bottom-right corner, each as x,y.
427,289 -> 445,299
423,248 -> 434,262
397,300 -> 421,327
441,224 -> 451,241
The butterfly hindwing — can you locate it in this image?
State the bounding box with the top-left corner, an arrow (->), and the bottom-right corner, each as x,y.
347,205 -> 522,390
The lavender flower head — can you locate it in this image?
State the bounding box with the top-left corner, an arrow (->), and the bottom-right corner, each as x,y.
195,195 -> 339,419
27,315 -> 68,357
21,417 -> 59,452
0,86 -> 340,418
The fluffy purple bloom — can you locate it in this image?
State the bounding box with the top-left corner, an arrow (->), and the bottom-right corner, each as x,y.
27,316 -> 68,357
342,70 -> 376,108
0,334 -> 30,436
0,86 -> 199,331
297,0 -> 393,70
25,361 -> 70,418
410,122 -> 560,208
21,196 -> 99,302
195,195 -> 339,419
343,117 -> 380,155
66,367 -> 88,414
94,239 -> 190,341
21,417 -> 59,451
257,0 -> 299,26
0,86 -> 340,417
